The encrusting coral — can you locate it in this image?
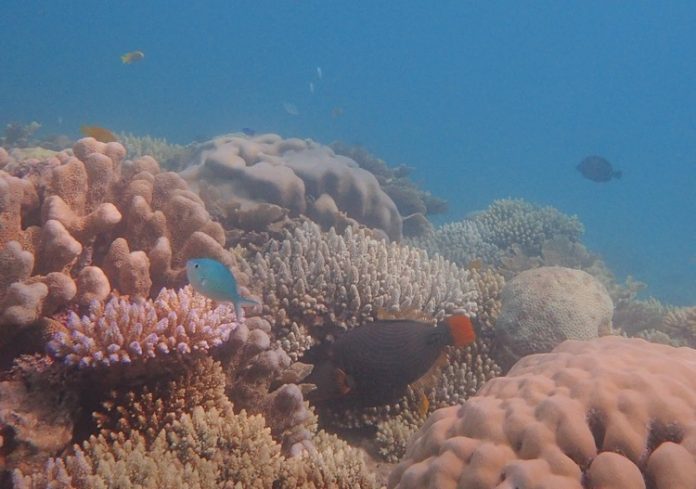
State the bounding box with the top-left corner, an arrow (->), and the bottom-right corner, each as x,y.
389,336 -> 696,489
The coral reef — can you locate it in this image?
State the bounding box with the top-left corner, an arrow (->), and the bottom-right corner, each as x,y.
15,401 -> 377,488
179,133 -> 405,241
389,336 -> 696,489
47,286 -> 238,367
117,132 -> 188,167
0,138 -> 241,356
330,141 -> 448,216
494,266 -> 613,367
251,220 -> 478,360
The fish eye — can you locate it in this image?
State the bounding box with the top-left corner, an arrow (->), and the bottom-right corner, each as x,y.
195,264 -> 199,268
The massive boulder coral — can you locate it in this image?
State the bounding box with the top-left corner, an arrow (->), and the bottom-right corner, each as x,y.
494,266 -> 613,366
0,138 -> 238,336
179,133 -> 404,241
389,336 -> 696,489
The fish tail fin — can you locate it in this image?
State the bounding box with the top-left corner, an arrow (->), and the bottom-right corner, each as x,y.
614,170 -> 622,179
233,296 -> 260,321
120,54 -> 129,64
442,314 -> 476,347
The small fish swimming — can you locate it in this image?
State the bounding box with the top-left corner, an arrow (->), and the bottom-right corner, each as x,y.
302,314 -> 476,406
577,155 -> 622,182
80,125 -> 118,143
309,81 -> 315,94
283,102 -> 300,116
316,66 -> 323,79
186,258 -> 259,320
121,50 -> 145,64
241,127 -> 256,136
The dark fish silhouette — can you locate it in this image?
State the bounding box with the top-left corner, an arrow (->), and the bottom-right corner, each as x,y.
303,315 -> 475,407
577,155 -> 622,182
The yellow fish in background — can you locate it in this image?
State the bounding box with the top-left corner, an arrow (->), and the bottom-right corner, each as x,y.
120,50 -> 144,64
80,125 -> 118,143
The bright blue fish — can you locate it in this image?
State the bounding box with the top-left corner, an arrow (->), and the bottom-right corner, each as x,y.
186,258 -> 259,320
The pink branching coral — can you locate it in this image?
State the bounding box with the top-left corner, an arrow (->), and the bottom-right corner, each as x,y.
47,286 -> 238,367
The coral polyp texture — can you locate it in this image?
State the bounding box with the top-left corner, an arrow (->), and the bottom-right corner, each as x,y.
389,336 -> 696,489
179,133 -> 405,241
47,285 -> 237,367
494,266 -> 614,366
252,220 -> 478,358
0,137 -> 238,336
15,402 -> 378,488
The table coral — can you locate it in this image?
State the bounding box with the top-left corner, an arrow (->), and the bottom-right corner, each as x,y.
389,336 -> 696,489
180,133 -> 405,241
494,266 -> 613,366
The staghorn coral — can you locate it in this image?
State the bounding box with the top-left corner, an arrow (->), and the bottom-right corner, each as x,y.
612,297 -> 670,337
494,266 -> 613,367
15,402 -> 377,489
0,137 -> 240,352
180,133 -> 405,241
47,285 -> 238,368
389,336 -> 696,489
252,220 -> 478,360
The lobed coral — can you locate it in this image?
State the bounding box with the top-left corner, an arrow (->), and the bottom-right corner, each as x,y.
0,138 -> 242,357
180,133 -> 405,241
389,336 -> 696,489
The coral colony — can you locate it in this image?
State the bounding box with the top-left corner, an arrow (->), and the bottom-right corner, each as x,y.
1,133 -> 695,487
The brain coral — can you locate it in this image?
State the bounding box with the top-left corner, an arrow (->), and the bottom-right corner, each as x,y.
179,133 -> 404,240
495,266 -> 613,365
389,336 -> 696,489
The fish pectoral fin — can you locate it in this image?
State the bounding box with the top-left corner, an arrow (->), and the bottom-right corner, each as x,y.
334,368 -> 353,396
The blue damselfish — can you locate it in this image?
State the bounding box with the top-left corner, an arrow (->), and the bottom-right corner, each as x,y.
186,258 -> 259,320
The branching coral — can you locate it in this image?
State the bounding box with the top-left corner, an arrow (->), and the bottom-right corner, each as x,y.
15,402 -> 377,489
47,286 -> 238,368
117,132 -> 187,167
252,220 -> 478,360
389,336 -> 696,489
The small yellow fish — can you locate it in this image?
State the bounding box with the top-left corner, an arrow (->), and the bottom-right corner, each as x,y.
80,125 -> 118,143
120,50 -> 145,64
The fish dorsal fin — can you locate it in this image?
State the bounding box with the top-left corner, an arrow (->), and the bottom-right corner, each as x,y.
442,314 -> 476,347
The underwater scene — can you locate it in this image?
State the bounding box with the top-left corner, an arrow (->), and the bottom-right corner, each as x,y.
1,1 -> 695,488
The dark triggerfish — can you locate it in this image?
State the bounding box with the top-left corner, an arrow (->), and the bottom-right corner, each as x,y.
577,155 -> 622,182
303,315 -> 476,407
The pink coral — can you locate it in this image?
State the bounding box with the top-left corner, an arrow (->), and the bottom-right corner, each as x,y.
47,286 -> 238,367
389,336 -> 696,489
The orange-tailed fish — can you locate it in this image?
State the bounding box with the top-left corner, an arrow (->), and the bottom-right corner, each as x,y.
303,314 -> 476,406
80,125 -> 118,143
186,258 -> 259,320
121,50 -> 145,64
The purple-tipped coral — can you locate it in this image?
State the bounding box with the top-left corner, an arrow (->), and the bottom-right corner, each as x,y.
47,285 -> 238,368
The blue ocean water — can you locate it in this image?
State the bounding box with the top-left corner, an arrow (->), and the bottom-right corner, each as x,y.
2,1 -> 694,304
